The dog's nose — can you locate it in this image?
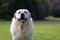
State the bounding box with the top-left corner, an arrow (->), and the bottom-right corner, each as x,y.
21,13 -> 25,20
21,13 -> 24,17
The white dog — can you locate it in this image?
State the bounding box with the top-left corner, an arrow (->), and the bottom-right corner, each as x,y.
10,9 -> 34,40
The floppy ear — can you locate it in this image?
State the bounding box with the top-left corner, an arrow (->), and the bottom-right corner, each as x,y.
29,12 -> 31,18
14,14 -> 16,18
14,12 -> 16,18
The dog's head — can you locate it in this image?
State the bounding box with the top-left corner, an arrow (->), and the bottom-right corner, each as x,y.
14,9 -> 31,23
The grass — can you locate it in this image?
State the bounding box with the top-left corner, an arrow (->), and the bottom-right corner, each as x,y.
34,24 -> 60,40
0,21 -> 11,40
45,17 -> 60,21
0,21 -> 60,40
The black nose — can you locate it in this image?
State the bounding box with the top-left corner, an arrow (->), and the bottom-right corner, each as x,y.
21,13 -> 24,17
21,13 -> 25,20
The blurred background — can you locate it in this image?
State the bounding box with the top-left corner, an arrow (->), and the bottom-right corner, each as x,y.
0,0 -> 60,21
0,0 -> 60,40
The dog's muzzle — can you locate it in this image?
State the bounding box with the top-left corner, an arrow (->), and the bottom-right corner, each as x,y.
21,13 -> 25,20
18,13 -> 27,23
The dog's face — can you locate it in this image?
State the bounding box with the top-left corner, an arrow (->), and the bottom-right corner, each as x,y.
14,9 -> 31,23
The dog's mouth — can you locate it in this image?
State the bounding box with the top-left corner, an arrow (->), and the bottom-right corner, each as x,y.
18,18 -> 27,23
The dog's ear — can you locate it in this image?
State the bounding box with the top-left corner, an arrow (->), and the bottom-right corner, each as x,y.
29,12 -> 31,18
14,14 -> 16,18
14,12 -> 16,18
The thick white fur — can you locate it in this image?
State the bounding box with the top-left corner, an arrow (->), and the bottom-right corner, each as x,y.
10,9 -> 34,40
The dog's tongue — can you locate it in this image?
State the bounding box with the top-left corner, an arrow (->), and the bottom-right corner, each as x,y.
18,18 -> 27,23
20,20 -> 25,23
21,16 -> 25,20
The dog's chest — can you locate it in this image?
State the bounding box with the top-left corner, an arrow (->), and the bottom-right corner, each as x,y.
15,25 -> 31,40
16,23 -> 30,33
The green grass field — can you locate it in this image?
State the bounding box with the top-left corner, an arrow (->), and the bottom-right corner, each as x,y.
0,21 -> 60,40
45,17 -> 60,21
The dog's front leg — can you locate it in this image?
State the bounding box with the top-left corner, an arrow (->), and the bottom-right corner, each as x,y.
12,36 -> 16,40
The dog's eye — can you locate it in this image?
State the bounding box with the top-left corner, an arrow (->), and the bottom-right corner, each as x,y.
18,12 -> 20,14
24,11 -> 27,13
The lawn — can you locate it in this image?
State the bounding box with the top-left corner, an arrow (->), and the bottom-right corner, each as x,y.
0,21 -> 60,40
45,17 -> 60,21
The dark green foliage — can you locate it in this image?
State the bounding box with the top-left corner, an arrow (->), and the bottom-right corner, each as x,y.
52,0 -> 60,17
0,0 -> 51,20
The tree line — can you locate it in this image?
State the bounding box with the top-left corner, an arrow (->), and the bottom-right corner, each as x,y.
0,0 -> 60,20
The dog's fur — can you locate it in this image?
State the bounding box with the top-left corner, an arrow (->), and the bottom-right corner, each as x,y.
10,9 -> 34,40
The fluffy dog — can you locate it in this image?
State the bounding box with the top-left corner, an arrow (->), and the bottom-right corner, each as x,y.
10,9 -> 34,40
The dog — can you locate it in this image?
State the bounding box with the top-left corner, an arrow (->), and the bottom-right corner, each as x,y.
10,9 -> 34,40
